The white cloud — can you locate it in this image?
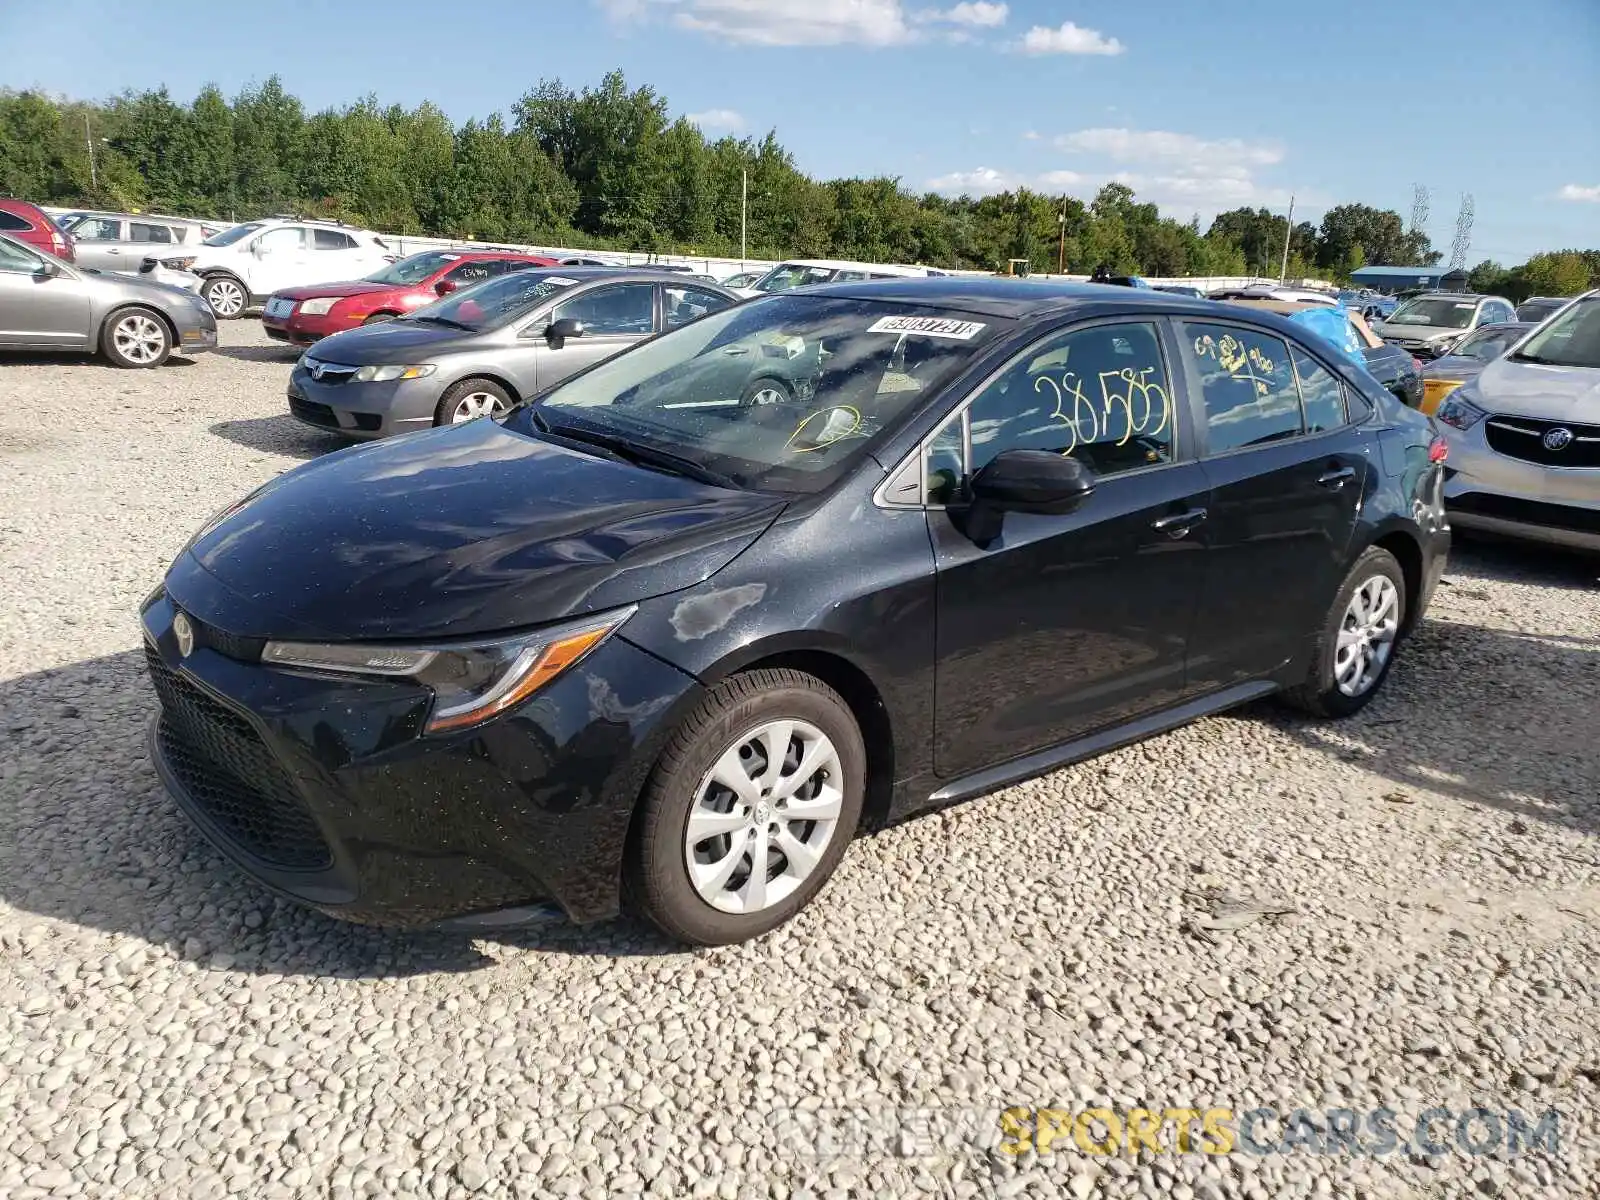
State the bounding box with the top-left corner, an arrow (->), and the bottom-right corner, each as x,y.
923,167 -> 1024,195
933,2 -> 1008,26
1018,21 -> 1124,56
687,108 -> 747,132
1557,183 -> 1600,203
599,0 -> 1013,46
1054,127 -> 1283,168
1022,130 -> 1042,141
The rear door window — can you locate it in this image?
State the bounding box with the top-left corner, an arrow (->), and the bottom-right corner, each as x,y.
312,229 -> 358,250
129,222 -> 174,244
1182,322 -> 1303,453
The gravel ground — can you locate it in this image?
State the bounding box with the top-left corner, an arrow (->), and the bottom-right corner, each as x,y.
2,323 -> 1598,1200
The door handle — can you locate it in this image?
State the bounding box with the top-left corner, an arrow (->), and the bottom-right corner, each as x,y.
1151,508 -> 1207,538
1317,465 -> 1357,489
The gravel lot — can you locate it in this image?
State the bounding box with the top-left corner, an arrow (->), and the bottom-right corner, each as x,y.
2,323 -> 1598,1200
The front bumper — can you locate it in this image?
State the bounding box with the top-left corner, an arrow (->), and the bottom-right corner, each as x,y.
286,364 -> 442,439
262,309 -> 355,345
1441,422 -> 1600,552
140,589 -> 703,927
178,323 -> 218,353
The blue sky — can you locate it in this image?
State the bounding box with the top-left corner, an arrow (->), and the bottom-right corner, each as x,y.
7,0 -> 1598,264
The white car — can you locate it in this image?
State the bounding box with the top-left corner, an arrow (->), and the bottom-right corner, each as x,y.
730,259 -> 947,299
148,218 -> 394,319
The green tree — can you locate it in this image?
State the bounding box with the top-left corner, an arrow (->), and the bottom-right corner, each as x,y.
1520,252 -> 1592,297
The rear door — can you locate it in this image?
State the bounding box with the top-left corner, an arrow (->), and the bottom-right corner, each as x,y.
119,220 -> 178,274
926,317 -> 1213,777
67,217 -> 125,271
1178,319 -> 1369,691
530,281 -> 658,390
308,228 -> 369,286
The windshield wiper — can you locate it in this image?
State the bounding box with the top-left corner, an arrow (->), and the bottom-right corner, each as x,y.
1507,351 -> 1559,365
540,421 -> 741,489
409,314 -> 477,332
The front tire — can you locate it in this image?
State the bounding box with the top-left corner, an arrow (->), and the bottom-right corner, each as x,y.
630,669 -> 866,945
100,307 -> 172,369
201,275 -> 247,319
1282,546 -> 1407,717
434,378 -> 513,426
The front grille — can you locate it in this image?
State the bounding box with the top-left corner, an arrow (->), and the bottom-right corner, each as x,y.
1449,493 -> 1600,535
289,397 -> 338,428
145,644 -> 332,870
176,607 -> 264,663
301,359 -> 358,385
1485,417 -> 1600,469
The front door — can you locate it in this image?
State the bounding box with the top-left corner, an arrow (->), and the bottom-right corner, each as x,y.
247,226 -> 312,295
0,241 -> 91,348
1175,319 -> 1368,691
929,318 -> 1212,779
531,281 -> 659,391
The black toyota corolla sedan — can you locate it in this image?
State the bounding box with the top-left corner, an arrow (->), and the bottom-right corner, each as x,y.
142,279 -> 1450,945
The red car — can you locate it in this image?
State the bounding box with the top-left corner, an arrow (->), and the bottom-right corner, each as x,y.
0,198 -> 75,262
261,249 -> 560,344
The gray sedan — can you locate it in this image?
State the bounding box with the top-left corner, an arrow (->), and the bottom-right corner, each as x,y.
0,231 -> 218,367
286,268 -> 741,439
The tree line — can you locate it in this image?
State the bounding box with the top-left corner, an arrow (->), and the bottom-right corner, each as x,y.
2,73 -> 1595,293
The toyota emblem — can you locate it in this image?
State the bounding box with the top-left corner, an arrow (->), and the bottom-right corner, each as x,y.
172,611 -> 195,658
1542,426 -> 1575,452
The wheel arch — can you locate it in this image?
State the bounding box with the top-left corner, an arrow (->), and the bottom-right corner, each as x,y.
441,371 -> 524,404
1360,523 -> 1425,635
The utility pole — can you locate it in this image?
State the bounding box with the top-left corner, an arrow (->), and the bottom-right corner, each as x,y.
740,169 -> 748,268
86,113 -> 97,190
1278,193 -> 1295,283
1058,203 -> 1066,275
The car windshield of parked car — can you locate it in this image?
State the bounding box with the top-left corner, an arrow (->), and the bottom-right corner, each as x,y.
202,222 -> 264,247
750,265 -> 836,294
518,294 -> 1007,494
1386,297 -> 1477,329
1515,300 -> 1563,322
405,272 -> 581,332
1453,326 -> 1524,361
1509,297 -> 1600,368
364,251 -> 460,286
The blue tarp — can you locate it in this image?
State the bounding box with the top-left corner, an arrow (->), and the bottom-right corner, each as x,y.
1285,305 -> 1363,364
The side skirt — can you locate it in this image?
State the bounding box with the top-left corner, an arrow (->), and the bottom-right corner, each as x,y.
925,680 -> 1279,808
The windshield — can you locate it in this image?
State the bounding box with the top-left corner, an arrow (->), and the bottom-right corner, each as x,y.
1452,326 -> 1525,362
1512,297 -> 1600,368
1515,299 -> 1564,322
364,251 -> 460,285
751,264 -> 837,293
515,294 -> 1007,494
1385,297 -> 1477,329
203,222 -> 264,247
406,271 -> 581,332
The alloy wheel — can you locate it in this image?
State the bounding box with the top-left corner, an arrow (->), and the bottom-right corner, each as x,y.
684,719 -> 844,915
1335,575 -> 1399,697
112,314 -> 166,365
746,385 -> 788,406
450,392 -> 509,422
206,279 -> 245,317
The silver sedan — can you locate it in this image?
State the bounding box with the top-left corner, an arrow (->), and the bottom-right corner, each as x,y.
0,232 -> 217,368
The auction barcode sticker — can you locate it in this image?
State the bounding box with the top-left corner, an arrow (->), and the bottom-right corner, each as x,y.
867,316 -> 987,340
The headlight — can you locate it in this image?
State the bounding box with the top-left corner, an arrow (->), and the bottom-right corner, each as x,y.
260,608 -> 634,735
1435,391 -> 1487,432
298,297 -> 337,316
352,363 -> 437,383
160,256 -> 197,270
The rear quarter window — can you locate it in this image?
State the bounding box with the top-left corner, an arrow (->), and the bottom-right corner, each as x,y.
0,211 -> 33,232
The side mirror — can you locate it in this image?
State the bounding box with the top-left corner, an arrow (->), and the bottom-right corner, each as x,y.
969,449 -> 1096,516
34,259 -> 61,279
250,241 -> 267,257
435,278 -> 459,296
545,317 -> 585,348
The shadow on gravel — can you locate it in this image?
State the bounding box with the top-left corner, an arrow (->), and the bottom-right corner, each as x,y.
210,416 -> 346,461
0,650 -> 682,978
1444,534 -> 1599,591
211,343 -> 300,364
0,352 -> 198,369
1256,616 -> 1600,839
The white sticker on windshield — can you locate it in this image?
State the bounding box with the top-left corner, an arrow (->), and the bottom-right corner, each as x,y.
441,254 -> 460,261
545,276 -> 579,286
1454,303 -> 1475,310
867,315 -> 986,340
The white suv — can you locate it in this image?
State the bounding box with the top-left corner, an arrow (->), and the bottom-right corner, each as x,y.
154,219 -> 393,319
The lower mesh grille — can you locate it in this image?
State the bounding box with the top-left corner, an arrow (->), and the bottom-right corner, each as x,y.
146,644 -> 332,870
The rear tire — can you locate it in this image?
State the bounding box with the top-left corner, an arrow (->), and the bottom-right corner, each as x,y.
434,377 -> 513,426
630,669 -> 865,946
100,307 -> 172,369
200,275 -> 247,319
1281,546 -> 1407,718
740,377 -> 793,406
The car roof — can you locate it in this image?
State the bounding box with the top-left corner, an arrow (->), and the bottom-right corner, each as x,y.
520,266 -> 736,289
764,259 -> 933,275
799,275 -> 1228,320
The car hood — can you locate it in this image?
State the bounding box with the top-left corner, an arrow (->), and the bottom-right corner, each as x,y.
1374,322 -> 1464,343
1470,358 -> 1600,421
167,420 -> 786,641
88,269 -> 201,305
306,319 -> 483,364
1421,355 -> 1490,382
273,280 -> 405,302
